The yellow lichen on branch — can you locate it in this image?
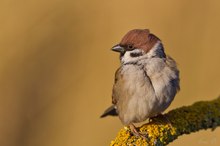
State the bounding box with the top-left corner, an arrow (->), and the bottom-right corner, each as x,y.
110,97 -> 220,146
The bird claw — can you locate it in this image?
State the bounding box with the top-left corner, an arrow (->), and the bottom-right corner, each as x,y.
129,124 -> 147,139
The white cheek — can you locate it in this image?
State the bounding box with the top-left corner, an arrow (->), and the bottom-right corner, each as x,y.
121,49 -> 144,63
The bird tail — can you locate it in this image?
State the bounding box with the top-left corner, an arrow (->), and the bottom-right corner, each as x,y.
100,105 -> 118,118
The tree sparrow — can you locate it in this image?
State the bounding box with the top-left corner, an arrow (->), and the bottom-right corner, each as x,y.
101,29 -> 180,137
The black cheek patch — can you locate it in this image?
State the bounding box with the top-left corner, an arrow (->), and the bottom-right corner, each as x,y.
130,52 -> 143,57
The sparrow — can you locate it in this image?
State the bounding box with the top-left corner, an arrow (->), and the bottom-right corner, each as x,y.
101,29 -> 180,137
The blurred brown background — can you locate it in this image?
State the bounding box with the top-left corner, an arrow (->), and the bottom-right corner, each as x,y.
0,0 -> 220,146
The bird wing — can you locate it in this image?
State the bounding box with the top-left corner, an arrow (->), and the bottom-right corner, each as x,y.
100,67 -> 122,118
112,67 -> 123,105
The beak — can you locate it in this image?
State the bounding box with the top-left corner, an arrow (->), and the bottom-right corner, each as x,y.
111,45 -> 125,53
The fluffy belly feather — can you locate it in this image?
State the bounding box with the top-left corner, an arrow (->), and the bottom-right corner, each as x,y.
117,65 -> 158,125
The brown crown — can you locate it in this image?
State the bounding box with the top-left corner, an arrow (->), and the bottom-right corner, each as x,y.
120,29 -> 160,53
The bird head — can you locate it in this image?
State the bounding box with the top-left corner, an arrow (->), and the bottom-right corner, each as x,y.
111,29 -> 166,64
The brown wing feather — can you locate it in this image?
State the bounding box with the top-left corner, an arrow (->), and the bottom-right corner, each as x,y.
112,67 -> 123,105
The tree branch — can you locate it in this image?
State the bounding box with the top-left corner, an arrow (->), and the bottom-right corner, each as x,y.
110,97 -> 220,146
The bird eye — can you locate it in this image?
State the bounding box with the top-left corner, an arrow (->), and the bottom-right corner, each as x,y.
127,45 -> 134,50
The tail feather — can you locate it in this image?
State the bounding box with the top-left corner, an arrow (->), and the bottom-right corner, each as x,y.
100,105 -> 118,118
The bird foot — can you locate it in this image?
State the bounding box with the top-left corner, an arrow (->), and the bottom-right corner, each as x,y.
129,124 -> 147,139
